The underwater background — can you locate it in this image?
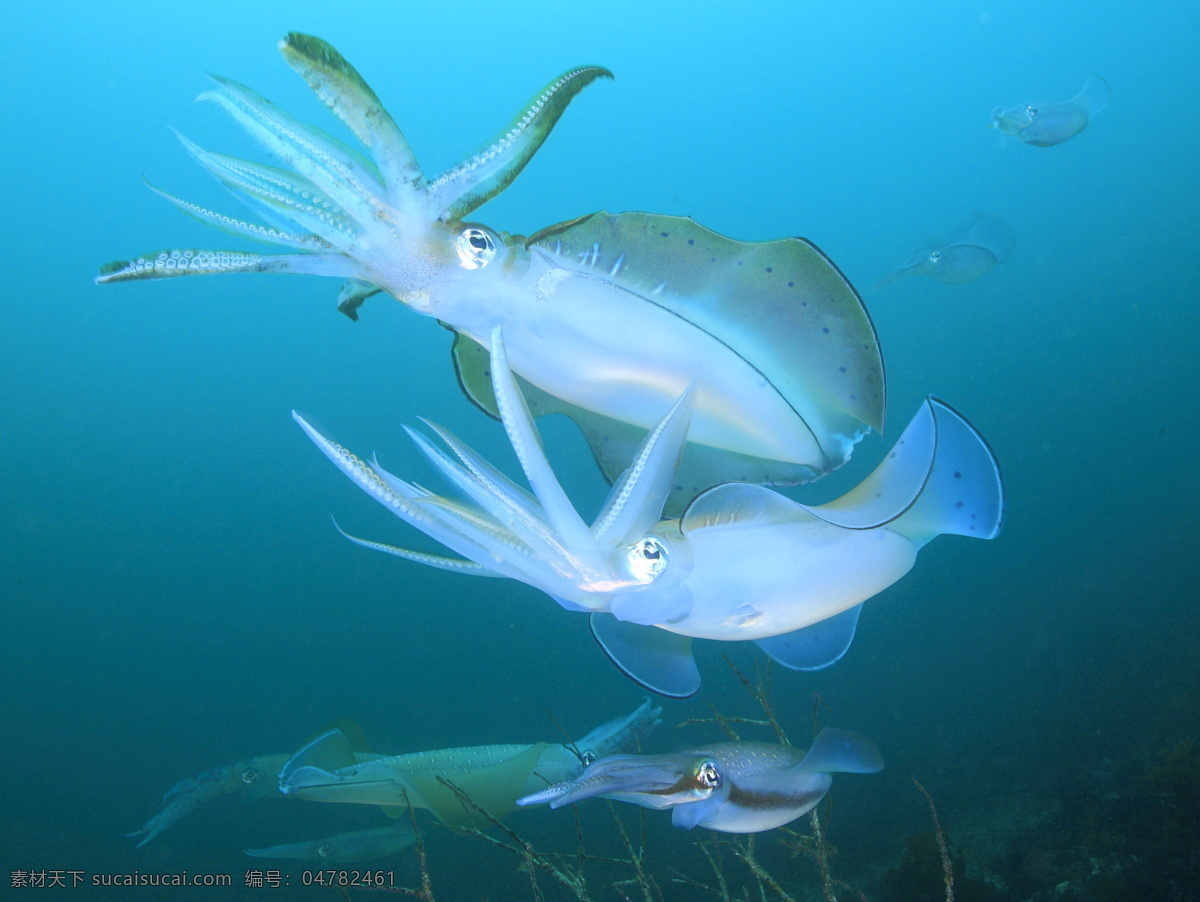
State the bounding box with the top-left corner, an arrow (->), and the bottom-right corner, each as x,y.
3,0 -> 1198,898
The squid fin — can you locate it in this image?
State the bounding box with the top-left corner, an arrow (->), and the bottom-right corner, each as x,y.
590,613 -> 700,698
806,397 -> 1004,545
798,727 -> 884,775
754,603 -> 863,671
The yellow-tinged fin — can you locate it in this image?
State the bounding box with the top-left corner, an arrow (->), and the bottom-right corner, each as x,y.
528,211 -> 883,438
449,329 -> 829,517
401,743 -> 550,829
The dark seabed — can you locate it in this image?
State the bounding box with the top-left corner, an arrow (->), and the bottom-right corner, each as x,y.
2,1 -> 1198,899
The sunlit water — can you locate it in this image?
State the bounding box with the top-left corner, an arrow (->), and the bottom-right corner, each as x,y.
3,1 -> 1198,898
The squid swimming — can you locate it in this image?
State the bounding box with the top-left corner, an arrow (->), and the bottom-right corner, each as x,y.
295,328 -> 1004,698
991,74 -> 1111,147
95,33 -> 884,508
517,727 -> 883,833
277,699 -> 661,828
128,700 -> 659,860
875,212 -> 1015,288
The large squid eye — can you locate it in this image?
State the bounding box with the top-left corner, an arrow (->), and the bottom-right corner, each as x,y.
928,249 -> 942,264
317,843 -> 333,859
628,536 -> 669,581
696,760 -> 721,790
456,227 -> 497,270
241,767 -> 260,784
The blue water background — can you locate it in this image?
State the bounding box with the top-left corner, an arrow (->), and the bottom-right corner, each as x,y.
2,0 -> 1198,897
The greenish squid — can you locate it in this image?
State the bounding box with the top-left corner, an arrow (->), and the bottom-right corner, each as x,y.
95,34 -> 884,508
127,700 -> 659,862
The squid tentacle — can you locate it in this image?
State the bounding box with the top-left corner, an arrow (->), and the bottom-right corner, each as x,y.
144,180 -> 322,251
278,33 -> 424,212
199,76 -> 385,226
330,518 -> 493,575
175,135 -> 360,250
487,328 -> 597,558
400,425 -> 577,578
96,249 -> 352,283
427,66 -> 614,221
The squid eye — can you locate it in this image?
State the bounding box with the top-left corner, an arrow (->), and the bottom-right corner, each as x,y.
241,767 -> 260,784
928,249 -> 942,264
580,751 -> 596,767
628,537 -> 669,581
317,843 -> 333,859
1026,104 -> 1038,120
456,227 -> 497,270
696,760 -> 721,789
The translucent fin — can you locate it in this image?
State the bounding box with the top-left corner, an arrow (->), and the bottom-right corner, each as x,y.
1072,73 -> 1111,117
528,211 -> 885,441
948,211 -> 1015,263
319,718 -> 370,755
810,398 -> 1004,545
805,399 -> 939,530
590,613 -> 700,698
672,794 -> 723,830
279,729 -> 357,793
754,603 -> 863,671
797,727 -> 884,775
428,67 -> 613,221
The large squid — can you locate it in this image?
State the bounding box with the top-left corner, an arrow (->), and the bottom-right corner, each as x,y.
278,699 -> 661,829
95,34 -> 884,508
517,727 -> 883,834
295,328 -> 1004,698
128,700 -> 659,860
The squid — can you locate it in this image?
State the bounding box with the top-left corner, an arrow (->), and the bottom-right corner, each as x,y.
126,753 -> 338,849
991,74 -> 1111,147
94,34 -> 884,509
875,212 -> 1015,288
295,328 -> 1004,698
127,700 -> 659,860
278,699 -> 662,828
244,823 -> 416,863
517,727 -> 883,833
